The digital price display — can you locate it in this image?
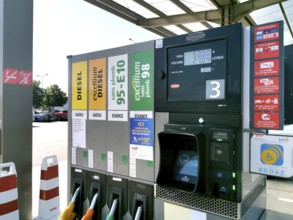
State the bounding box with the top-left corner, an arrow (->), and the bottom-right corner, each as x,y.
184,49 -> 212,65
167,39 -> 226,101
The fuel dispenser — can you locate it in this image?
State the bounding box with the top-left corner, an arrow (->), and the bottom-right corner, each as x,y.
66,22 -> 278,220
154,23 -> 266,219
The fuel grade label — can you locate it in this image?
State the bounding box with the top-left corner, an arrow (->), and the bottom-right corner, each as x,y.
108,54 -> 128,121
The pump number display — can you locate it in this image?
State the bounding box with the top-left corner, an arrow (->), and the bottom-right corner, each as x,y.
206,79 -> 225,99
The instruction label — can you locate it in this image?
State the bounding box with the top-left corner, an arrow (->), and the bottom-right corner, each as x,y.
250,21 -> 284,130
72,110 -> 87,148
254,59 -> 279,77
130,111 -> 153,161
254,95 -> 279,111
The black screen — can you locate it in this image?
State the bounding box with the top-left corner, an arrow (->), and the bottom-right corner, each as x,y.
167,39 -> 227,101
172,150 -> 198,184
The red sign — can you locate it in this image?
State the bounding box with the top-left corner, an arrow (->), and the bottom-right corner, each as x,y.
2,68 -> 32,86
3,68 -> 19,84
254,112 -> 280,129
254,95 -> 280,111
254,77 -> 279,94
254,59 -> 279,77
254,23 -> 279,42
19,70 -> 32,85
254,41 -> 279,60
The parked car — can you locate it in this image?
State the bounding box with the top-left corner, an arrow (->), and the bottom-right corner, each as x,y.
32,107 -> 35,122
34,111 -> 55,122
53,110 -> 68,121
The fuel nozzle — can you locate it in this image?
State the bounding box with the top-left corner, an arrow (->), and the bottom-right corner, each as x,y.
81,192 -> 99,220
106,198 -> 118,220
134,205 -> 143,220
59,187 -> 80,220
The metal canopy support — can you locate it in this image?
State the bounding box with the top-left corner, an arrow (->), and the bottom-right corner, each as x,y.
133,0 -> 193,33
137,9 -> 222,27
83,0 -> 290,41
137,0 -> 286,28
221,5 -> 234,26
84,0 -> 175,37
169,0 -> 214,30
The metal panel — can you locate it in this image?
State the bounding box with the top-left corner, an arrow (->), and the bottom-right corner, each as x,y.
0,0 -> 33,219
87,51 -> 108,173
154,186 -> 266,220
106,46 -> 130,177
128,41 -> 155,182
68,54 -> 89,169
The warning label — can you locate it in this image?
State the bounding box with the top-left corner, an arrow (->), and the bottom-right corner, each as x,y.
3,68 -> 32,85
19,70 -> 32,85
3,68 -> 19,84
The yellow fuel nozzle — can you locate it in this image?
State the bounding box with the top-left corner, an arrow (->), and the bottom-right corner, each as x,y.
58,187 -> 80,220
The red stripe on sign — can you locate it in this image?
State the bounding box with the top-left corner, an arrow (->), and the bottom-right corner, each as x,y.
0,175 -> 17,192
0,199 -> 18,216
39,187 -> 59,200
41,165 -> 58,180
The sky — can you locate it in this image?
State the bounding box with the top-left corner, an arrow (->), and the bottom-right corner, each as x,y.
33,0 -> 160,93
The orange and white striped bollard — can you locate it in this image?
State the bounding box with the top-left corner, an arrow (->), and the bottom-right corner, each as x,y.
37,155 -> 60,219
0,162 -> 19,220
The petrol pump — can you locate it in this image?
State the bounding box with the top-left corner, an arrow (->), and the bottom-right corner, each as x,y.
66,21 -> 293,219
153,23 -> 266,219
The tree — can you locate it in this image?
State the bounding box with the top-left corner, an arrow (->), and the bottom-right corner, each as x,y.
33,80 -> 43,108
43,84 -> 68,108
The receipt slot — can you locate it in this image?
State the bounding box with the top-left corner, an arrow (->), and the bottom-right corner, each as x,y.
106,175 -> 128,220
71,167 -> 87,219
